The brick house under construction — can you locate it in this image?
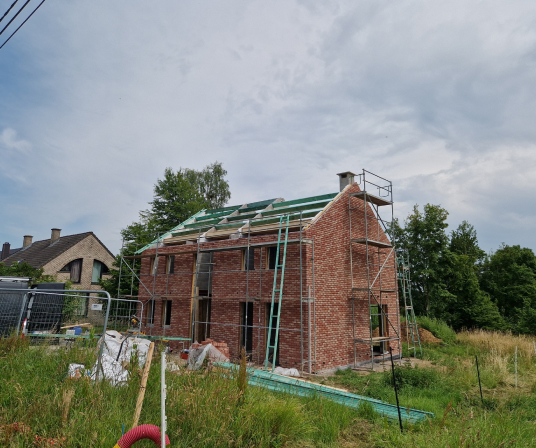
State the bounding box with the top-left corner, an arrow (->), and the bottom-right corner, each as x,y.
132,170 -> 401,373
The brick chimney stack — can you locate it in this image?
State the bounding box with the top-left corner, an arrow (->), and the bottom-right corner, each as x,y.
23,235 -> 33,248
1,242 -> 10,260
51,228 -> 61,244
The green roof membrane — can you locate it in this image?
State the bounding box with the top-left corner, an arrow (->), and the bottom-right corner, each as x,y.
205,204 -> 242,215
250,210 -> 320,227
272,192 -> 338,209
213,222 -> 244,230
171,226 -> 214,237
239,198 -> 279,213
226,212 -> 259,222
196,209 -> 233,221
262,201 -> 331,217
183,218 -> 222,229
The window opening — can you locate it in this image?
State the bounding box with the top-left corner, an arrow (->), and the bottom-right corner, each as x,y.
242,248 -> 255,271
167,256 -> 175,274
146,299 -> 155,325
240,302 -> 254,355
195,299 -> 211,341
162,300 -> 172,327
266,247 -> 278,270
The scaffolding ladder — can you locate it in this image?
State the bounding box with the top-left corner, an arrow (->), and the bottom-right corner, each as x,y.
397,251 -> 422,357
265,215 -> 290,371
349,170 -> 401,370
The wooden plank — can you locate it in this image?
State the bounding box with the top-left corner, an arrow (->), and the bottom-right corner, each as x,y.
350,191 -> 392,206
351,238 -> 392,249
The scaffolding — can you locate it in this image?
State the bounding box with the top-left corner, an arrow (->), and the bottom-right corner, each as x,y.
116,171 -> 402,373
349,170 -> 401,369
397,250 -> 422,357
116,210 -> 318,373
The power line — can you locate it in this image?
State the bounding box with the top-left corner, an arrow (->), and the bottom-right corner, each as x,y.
0,0 -> 20,24
0,0 -> 31,36
0,0 -> 47,50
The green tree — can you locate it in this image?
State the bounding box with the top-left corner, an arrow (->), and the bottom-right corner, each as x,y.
441,252 -> 504,330
0,261 -> 57,286
100,162 -> 231,298
449,221 -> 486,262
479,244 -> 536,328
394,204 -> 450,314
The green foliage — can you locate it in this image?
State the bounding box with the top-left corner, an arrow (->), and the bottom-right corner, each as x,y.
0,261 -> 57,285
441,252 -> 504,331
480,244 -> 536,330
393,204 -> 450,315
416,316 -> 457,343
449,220 -> 486,262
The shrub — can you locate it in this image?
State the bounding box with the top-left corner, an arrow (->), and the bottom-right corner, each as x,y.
417,316 -> 457,343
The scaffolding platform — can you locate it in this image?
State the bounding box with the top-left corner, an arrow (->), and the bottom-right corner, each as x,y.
349,191 -> 392,207
350,238 -> 392,249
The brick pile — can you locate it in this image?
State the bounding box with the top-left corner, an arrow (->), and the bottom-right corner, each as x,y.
201,338 -> 230,359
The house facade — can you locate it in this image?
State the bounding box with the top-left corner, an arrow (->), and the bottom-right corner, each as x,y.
134,171 -> 400,373
1,229 -> 115,291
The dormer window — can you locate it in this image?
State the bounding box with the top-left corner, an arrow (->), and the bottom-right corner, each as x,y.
91,260 -> 110,284
60,259 -> 83,283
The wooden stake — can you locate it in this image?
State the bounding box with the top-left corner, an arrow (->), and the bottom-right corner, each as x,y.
132,342 -> 155,429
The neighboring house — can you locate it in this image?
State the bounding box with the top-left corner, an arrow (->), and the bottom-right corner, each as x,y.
0,229 -> 115,291
131,171 -> 400,373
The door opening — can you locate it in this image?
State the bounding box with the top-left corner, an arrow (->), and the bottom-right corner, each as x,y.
266,302 -> 280,366
240,302 -> 254,356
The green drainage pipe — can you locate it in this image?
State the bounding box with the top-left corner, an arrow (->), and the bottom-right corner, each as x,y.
216,363 -> 434,424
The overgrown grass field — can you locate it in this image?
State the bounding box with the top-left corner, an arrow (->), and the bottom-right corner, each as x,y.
2,327 -> 536,447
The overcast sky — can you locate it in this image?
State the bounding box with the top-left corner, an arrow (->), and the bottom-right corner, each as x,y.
1,0 -> 535,255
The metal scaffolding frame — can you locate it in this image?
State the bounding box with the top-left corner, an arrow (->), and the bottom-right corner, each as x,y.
349,169 -> 401,369
117,170 -> 402,373
116,213 -> 318,373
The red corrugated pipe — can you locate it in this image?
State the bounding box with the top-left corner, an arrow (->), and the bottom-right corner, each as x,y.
113,424 -> 169,448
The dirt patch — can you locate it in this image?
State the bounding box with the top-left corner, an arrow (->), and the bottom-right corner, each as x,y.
401,324 -> 441,344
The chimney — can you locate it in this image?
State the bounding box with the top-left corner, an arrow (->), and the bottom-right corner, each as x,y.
337,171 -> 356,192
23,235 -> 33,248
1,242 -> 10,260
51,228 -> 61,244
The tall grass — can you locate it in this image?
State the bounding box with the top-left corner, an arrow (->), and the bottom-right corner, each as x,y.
0,336 -> 355,447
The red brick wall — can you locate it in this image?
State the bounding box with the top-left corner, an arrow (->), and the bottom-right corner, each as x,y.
139,182 -> 400,372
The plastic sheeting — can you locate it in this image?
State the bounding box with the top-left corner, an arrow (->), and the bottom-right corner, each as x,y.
187,343 -> 229,370
68,331 -> 152,386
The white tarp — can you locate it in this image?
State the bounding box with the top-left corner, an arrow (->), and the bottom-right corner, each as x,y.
273,367 -> 301,377
187,343 -> 229,370
68,332 -> 152,386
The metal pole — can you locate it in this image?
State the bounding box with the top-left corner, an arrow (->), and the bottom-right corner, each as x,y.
299,211 -> 304,373
15,293 -> 28,336
389,347 -> 403,432
161,351 -> 167,448
475,355 -> 484,405
515,346 -> 518,388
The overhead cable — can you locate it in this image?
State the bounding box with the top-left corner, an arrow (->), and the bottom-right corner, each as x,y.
0,0 -> 31,36
0,0 -> 20,24
0,0 -> 47,50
